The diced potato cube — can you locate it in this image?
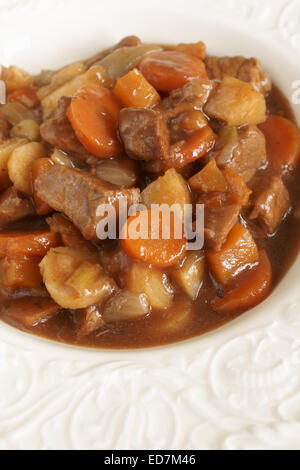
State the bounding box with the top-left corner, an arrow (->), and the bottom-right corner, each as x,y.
8,142 -> 46,195
41,65 -> 111,118
0,138 -> 28,172
1,65 -> 33,93
128,262 -> 174,310
141,168 -> 191,223
171,251 -> 205,300
11,119 -> 40,141
207,223 -> 259,284
103,290 -> 150,322
205,75 -> 266,126
40,247 -> 117,309
156,297 -> 192,334
188,159 -> 227,193
1,256 -> 42,288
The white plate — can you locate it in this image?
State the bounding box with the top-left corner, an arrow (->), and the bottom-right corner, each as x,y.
1,0 -> 300,450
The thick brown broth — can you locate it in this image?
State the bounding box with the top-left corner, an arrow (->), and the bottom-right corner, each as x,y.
1,84 -> 300,349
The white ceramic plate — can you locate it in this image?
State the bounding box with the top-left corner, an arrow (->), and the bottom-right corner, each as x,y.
1,0 -> 300,450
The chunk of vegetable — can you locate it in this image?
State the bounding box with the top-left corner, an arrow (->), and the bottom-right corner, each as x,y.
114,68 -> 160,108
99,45 -> 162,79
46,213 -> 95,252
141,168 -> 191,223
223,168 -> 252,206
1,102 -> 36,125
121,209 -> 187,268
95,156 -> 138,187
1,255 -> 42,288
176,42 -> 206,59
9,86 -> 39,109
8,142 -> 46,195
1,297 -> 60,328
0,138 -> 28,174
205,75 -> 266,126
157,297 -> 192,334
259,114 -> 300,173
1,65 -> 33,93
39,247 -> 116,309
207,223 -> 259,285
188,159 -> 227,193
169,126 -> 216,169
11,119 -> 40,141
139,51 -> 208,92
103,290 -> 150,322
128,262 -> 174,309
213,250 -> 272,313
41,65 -> 110,118
180,110 -> 208,131
171,251 -> 205,300
31,158 -> 54,215
50,149 -> 76,168
67,85 -> 122,158
37,61 -> 87,101
0,230 -> 59,258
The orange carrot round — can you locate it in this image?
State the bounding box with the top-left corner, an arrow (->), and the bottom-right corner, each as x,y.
121,209 -> 187,267
213,250 -> 272,314
139,51 -> 208,92
67,85 -> 123,158
8,86 -> 40,109
0,231 -> 59,258
259,114 -> 300,173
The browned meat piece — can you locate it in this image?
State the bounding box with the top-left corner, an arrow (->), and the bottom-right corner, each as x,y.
34,166 -> 140,242
215,125 -> 267,182
1,297 -> 60,328
204,56 -> 271,95
40,97 -> 87,154
0,187 -> 35,228
204,204 -> 241,251
0,113 -> 9,139
78,305 -> 105,337
156,78 -> 215,119
248,175 -> 291,234
119,108 -> 169,161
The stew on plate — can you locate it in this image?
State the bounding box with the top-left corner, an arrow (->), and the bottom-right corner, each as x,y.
0,36 -> 299,348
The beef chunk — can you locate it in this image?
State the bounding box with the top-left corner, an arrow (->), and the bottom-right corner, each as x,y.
34,166 -> 140,241
215,125 -> 267,182
204,56 -> 271,95
40,97 -> 86,154
0,113 -> 9,139
1,297 -> 60,328
204,204 -> 241,251
0,187 -> 35,228
248,175 -> 291,234
119,108 -> 169,161
156,78 -> 215,120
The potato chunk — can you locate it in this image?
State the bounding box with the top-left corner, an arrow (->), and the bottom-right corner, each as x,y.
11,119 -> 40,141
39,247 -> 116,309
207,223 -> 259,285
205,75 -> 266,126
141,168 -> 191,222
171,251 -> 205,300
0,138 -> 28,172
8,142 -> 45,195
156,297 -> 192,334
128,262 -> 174,310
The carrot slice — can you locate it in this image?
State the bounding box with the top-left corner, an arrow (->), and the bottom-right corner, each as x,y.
170,126 -> 216,169
259,114 -> 300,173
176,42 -> 206,59
139,51 -> 208,92
207,223 -> 259,285
8,86 -> 40,109
114,68 -> 160,108
1,255 -> 42,288
31,158 -> 54,215
213,250 -> 272,314
0,231 -> 59,258
121,209 -> 187,268
67,85 -> 123,158
1,297 -> 60,328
